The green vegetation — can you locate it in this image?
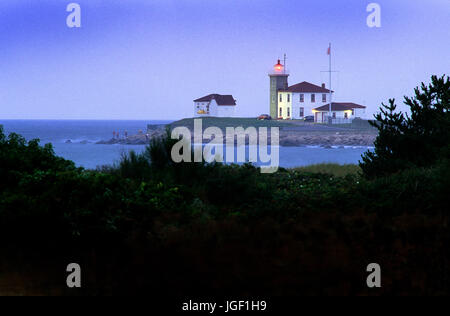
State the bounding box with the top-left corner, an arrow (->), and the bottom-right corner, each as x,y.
292,163 -> 361,177
169,116 -> 378,132
361,75 -> 450,178
169,116 -> 294,130
0,76 -> 449,295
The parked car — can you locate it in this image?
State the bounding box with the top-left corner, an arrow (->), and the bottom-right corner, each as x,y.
304,115 -> 315,122
257,114 -> 272,120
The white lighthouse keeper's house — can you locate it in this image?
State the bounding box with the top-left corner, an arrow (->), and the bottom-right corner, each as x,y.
277,81 -> 334,120
268,56 -> 366,123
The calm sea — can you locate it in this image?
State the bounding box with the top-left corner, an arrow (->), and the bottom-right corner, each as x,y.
0,120 -> 370,169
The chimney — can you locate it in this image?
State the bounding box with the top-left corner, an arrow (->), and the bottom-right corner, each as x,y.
322,83 -> 326,89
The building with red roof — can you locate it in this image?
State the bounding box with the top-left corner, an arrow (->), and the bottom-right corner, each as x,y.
193,94 -> 236,117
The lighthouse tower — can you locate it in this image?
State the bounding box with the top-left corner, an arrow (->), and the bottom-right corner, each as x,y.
268,59 -> 289,118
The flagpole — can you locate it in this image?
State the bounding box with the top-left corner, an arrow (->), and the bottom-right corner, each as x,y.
328,43 -> 332,123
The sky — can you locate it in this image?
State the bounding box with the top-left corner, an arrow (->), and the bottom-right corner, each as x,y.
0,0 -> 449,120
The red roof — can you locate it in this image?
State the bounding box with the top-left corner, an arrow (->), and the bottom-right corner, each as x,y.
194,94 -> 236,106
280,81 -> 333,93
314,102 -> 366,112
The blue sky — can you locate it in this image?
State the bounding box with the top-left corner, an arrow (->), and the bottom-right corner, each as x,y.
0,0 -> 449,119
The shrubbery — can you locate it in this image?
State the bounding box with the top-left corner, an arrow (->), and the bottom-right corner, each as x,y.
360,75 -> 450,178
0,76 -> 449,295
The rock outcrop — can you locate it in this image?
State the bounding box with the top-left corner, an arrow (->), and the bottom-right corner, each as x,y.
95,123 -> 376,147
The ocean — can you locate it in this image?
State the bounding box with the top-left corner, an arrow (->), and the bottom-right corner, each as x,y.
0,120 -> 371,169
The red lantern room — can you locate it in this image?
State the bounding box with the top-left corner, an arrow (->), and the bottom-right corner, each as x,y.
274,59 -> 283,72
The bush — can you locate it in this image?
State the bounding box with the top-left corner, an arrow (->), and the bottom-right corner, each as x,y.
292,163 -> 361,177
360,75 -> 450,178
0,127 -> 75,190
1,110 -> 450,295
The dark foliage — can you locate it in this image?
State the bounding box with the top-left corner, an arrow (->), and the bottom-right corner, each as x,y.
360,75 -> 450,178
1,77 -> 450,295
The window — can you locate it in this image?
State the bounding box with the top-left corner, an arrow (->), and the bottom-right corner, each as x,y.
300,107 -> 304,117
311,94 -> 315,103
332,112 -> 336,118
300,94 -> 304,102
322,94 -> 326,102
344,112 -> 348,119
287,94 -> 290,102
279,94 -> 282,102
279,107 -> 282,117
351,109 -> 355,116
287,107 -> 290,117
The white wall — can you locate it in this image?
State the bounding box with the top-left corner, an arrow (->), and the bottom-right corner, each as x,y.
194,99 -> 236,117
216,105 -> 235,117
315,108 -> 366,123
277,92 -> 291,119
278,91 -> 333,120
353,108 -> 366,118
291,92 -> 330,119
209,99 -> 218,116
194,101 -> 211,117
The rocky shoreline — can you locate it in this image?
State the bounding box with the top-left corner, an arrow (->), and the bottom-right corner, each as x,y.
95,129 -> 163,145
92,126 -> 376,147
278,132 -> 375,147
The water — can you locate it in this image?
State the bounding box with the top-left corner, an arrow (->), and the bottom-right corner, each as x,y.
275,145 -> 369,168
0,120 -> 371,169
0,120 -> 169,169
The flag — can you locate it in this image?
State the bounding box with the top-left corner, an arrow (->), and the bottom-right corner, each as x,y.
327,46 -> 331,55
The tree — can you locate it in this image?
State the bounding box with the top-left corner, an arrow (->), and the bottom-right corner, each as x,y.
360,75 -> 450,178
0,127 -> 75,190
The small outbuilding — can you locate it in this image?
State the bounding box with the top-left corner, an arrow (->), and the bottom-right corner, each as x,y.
193,94 -> 236,117
313,102 -> 366,123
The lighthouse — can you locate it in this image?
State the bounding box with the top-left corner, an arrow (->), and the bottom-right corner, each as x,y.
268,59 -> 289,119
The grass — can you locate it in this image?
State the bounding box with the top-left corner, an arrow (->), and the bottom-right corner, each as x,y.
169,117 -> 295,130
331,118 -> 378,131
292,163 -> 361,177
165,117 -> 378,134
